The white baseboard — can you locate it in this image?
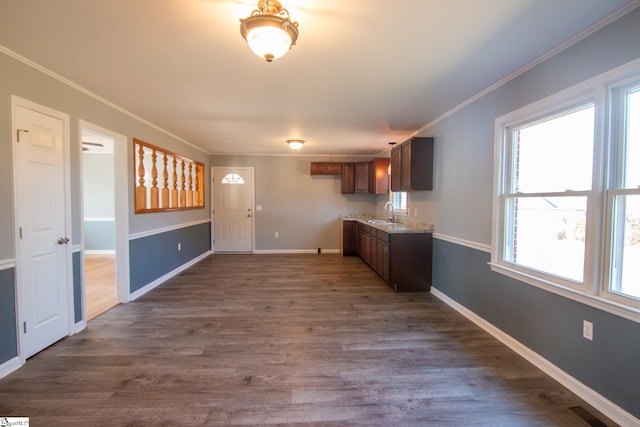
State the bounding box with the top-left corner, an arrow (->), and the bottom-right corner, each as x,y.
0,356 -> 22,379
129,251 -> 212,301
72,320 -> 86,335
430,287 -> 639,427
85,250 -> 116,255
252,249 -> 340,254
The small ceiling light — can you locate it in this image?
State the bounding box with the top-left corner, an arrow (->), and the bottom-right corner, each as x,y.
287,139 -> 305,150
240,0 -> 299,63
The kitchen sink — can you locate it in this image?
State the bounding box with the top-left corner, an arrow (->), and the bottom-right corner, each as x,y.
367,219 -> 392,224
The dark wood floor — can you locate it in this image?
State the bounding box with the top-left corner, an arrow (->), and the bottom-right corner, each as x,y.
0,254 -> 616,426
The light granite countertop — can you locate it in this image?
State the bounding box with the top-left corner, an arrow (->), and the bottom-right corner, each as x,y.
340,214 -> 434,234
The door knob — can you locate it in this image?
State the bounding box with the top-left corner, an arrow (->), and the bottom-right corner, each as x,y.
57,237 -> 69,245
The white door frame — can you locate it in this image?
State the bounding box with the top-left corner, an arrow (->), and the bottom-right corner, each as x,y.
78,120 -> 130,316
211,166 -> 255,253
11,95 -> 73,361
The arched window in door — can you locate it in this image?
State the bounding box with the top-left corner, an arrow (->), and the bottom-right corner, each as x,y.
221,173 -> 245,184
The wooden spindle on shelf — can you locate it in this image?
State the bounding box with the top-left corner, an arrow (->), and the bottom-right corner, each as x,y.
133,138 -> 205,213
150,149 -> 159,209
193,164 -> 200,208
161,153 -> 169,209
186,162 -> 193,207
179,159 -> 186,207
171,156 -> 178,208
135,144 -> 147,211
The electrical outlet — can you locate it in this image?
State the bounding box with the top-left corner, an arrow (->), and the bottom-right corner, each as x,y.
274,232 -> 279,238
178,243 -> 181,251
583,320 -> 593,341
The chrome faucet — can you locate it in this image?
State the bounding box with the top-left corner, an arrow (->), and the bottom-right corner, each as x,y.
384,202 -> 395,223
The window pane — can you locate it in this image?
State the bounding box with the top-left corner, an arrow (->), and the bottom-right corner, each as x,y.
505,196 -> 586,282
221,173 -> 245,184
623,88 -> 640,189
392,191 -> 407,212
610,194 -> 640,299
515,105 -> 594,193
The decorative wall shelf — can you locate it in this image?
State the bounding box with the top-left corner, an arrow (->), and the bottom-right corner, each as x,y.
134,138 -> 205,213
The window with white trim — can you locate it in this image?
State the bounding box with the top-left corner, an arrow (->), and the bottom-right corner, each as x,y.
391,191 -> 407,215
493,63 -> 640,317
606,83 -> 640,302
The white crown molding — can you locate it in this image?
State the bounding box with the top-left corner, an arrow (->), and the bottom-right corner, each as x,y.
416,1 -> 640,135
0,45 -> 209,155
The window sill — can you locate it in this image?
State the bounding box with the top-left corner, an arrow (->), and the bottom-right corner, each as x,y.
489,262 -> 640,324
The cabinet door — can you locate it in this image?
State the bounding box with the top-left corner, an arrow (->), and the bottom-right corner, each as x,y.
363,233 -> 373,266
355,162 -> 369,192
342,220 -> 357,255
401,141 -> 412,190
390,146 -> 402,192
369,158 -> 390,195
409,137 -> 434,191
310,162 -> 342,175
379,242 -> 389,281
341,163 -> 355,194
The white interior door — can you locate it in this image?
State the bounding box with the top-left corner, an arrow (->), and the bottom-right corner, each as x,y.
212,167 -> 254,252
12,97 -> 71,359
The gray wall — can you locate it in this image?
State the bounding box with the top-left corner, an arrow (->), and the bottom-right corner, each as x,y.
129,222 -> 211,292
83,152 -> 116,251
210,155 -> 383,251
72,251 -> 82,324
434,240 -> 640,418
410,7 -> 640,245
0,48 -> 211,365
0,51 -> 211,260
0,268 -> 17,362
83,152 -> 115,218
2,6 -> 640,419
419,7 -> 640,419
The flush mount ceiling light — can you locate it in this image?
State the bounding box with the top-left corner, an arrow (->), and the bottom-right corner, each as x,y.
239,0 -> 299,62
287,139 -> 305,150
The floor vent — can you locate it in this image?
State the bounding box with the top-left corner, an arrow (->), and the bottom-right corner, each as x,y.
568,406 -> 608,427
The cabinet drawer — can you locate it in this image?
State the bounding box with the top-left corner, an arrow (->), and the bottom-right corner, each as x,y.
376,230 -> 389,242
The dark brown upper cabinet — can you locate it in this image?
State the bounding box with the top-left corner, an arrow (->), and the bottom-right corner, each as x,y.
368,158 -> 390,195
310,162 -> 343,175
341,162 -> 355,194
355,162 -> 369,193
390,137 -> 434,191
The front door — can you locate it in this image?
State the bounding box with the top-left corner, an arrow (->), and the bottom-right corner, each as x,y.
12,96 -> 71,359
212,167 -> 254,252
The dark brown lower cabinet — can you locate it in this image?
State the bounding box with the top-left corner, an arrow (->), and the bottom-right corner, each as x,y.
343,221 -> 432,292
341,220 -> 357,255
386,232 -> 432,292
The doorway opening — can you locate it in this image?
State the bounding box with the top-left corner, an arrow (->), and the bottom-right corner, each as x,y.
80,122 -> 129,321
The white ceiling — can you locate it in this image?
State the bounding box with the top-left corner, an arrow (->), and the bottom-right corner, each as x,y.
0,0 -> 637,155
